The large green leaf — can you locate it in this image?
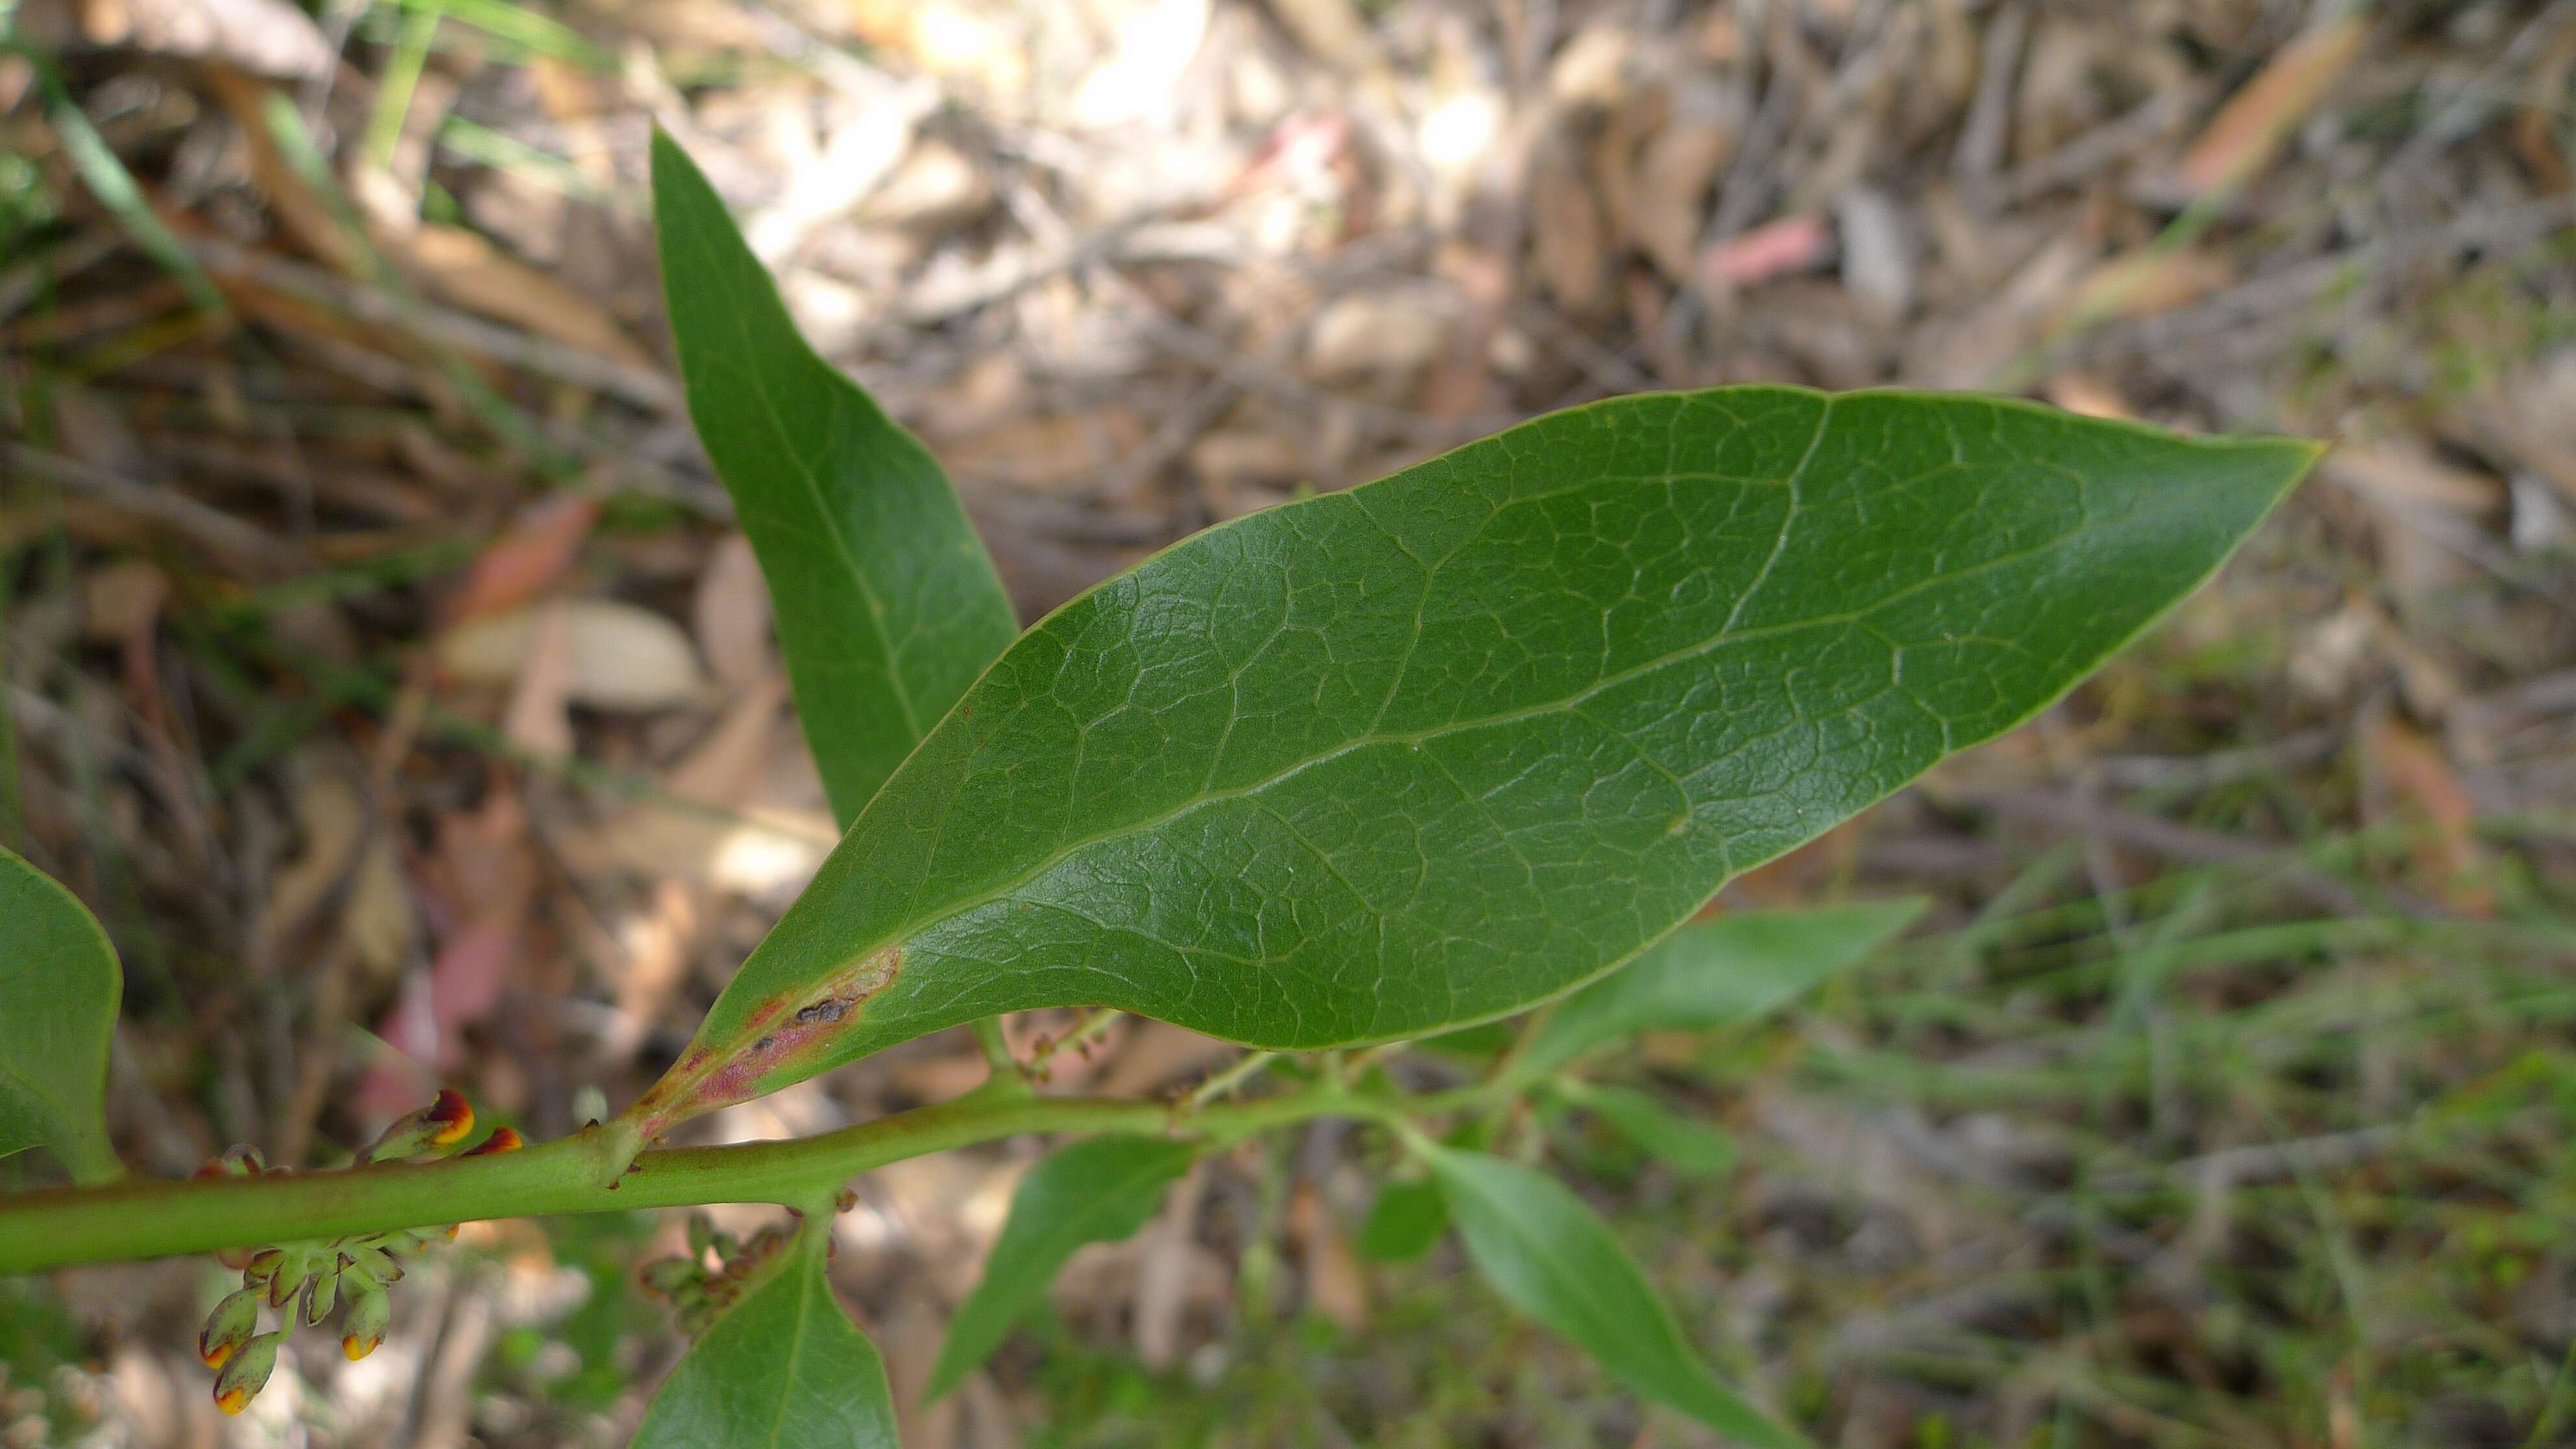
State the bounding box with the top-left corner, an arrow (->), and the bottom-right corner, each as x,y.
650,132 -> 1019,827
632,1222 -> 898,1449
1511,899 -> 1924,1083
1424,1144 -> 1804,1446
629,388 -> 2315,1133
925,1136 -> 1197,1400
0,845 -> 121,1186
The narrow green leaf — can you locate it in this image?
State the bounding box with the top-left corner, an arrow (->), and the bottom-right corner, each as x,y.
633,1224 -> 898,1449
0,844 -> 122,1186
1556,1082 -> 1737,1180
632,388 -> 2316,1133
22,47 -> 225,316
1423,1145 -> 1805,1448
1355,1176 -> 1447,1262
925,1137 -> 1197,1400
650,132 -> 1019,827
1513,899 -> 1925,1083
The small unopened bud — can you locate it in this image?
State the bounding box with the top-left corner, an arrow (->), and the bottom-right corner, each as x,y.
211,1332 -> 280,1414
193,1143 -> 266,1180
342,1242 -> 402,1287
341,1285 -> 391,1361
198,1289 -> 259,1370
461,1126 -> 523,1156
639,1257 -> 698,1294
362,1089 -> 476,1163
260,1246 -> 316,1309
303,1262 -> 340,1326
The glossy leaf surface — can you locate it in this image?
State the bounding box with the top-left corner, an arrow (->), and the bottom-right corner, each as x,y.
1512,899 -> 1924,1082
634,388 -> 2314,1132
632,1225 -> 897,1449
0,845 -> 122,1185
926,1136 -> 1197,1400
652,132 -> 1018,826
1424,1144 -> 1804,1447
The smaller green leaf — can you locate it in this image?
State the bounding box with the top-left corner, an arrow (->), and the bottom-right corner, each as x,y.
633,1222 -> 897,1449
1555,1082 -> 1737,1180
1422,1145 -> 1807,1448
0,844 -> 122,1186
650,130 -> 1020,827
1513,899 -> 1924,1084
926,1136 -> 1198,1400
1355,1177 -> 1447,1262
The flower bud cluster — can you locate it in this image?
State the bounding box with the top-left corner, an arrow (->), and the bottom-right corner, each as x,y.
193,1092 -> 521,1415
636,1211 -> 799,1337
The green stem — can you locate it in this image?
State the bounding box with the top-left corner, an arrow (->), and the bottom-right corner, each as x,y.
0,1082 -> 1465,1275
1187,1050 -> 1276,1106
969,1015 -> 1017,1077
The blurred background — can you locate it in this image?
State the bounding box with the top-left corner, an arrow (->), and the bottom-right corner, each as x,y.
4,0 -> 2576,1443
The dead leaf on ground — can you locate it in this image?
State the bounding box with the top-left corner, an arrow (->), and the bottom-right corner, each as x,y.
447,492 -> 603,625
1268,0 -> 1376,70
68,0 -> 331,77
343,834 -> 415,978
2062,244 -> 2235,325
2328,446 -> 2507,517
1305,289 -> 1456,380
843,0 -> 1029,92
1702,212 -> 1833,290
1631,79 -> 1742,282
502,601 -> 576,756
1069,0 -> 1210,129
438,599 -> 710,712
1132,1161 -> 1206,1369
260,752 -> 372,948
80,559 -> 168,643
939,410 -> 1151,493
574,672 -> 836,896
2144,14 -> 2366,203
199,65 -> 360,269
594,879 -> 699,1065
2363,713 -> 2496,916
2513,17 -> 2576,193
2044,372 -> 2136,421
1289,1182 -> 1368,1333
382,224 -> 657,370
1526,131 -> 1609,314
693,533 -> 773,691
855,137 -> 995,231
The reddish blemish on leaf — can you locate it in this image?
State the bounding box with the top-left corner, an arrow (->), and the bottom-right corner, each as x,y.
625,946 -> 901,1137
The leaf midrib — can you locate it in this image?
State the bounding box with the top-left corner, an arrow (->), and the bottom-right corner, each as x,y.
1455,1161 -> 1685,1378
680,207 -> 926,747
842,488 -> 2133,977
